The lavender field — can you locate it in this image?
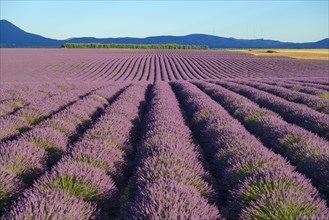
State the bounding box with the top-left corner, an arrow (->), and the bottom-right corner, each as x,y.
1,48 -> 329,219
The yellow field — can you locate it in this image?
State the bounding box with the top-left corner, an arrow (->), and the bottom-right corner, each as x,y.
233,49 -> 329,60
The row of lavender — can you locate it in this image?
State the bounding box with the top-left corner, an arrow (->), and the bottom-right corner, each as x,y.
251,79 -> 329,98
1,83 -> 147,219
251,77 -> 329,92
196,81 -> 329,199
123,83 -> 221,219
1,80 -> 329,219
122,81 -> 328,219
235,80 -> 329,114
61,54 -> 329,82
0,84 -> 126,212
290,77 -> 329,86
172,82 -> 328,219
0,82 -> 104,141
202,79 -> 329,196
213,80 -> 329,141
0,82 -> 79,117
3,49 -> 328,82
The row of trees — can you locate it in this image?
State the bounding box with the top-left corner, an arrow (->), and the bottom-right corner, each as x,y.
62,43 -> 208,50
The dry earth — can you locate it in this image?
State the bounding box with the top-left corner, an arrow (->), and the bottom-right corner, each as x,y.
233,49 -> 329,60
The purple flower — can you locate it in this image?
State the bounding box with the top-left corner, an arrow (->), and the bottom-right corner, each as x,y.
0,140 -> 47,182
125,178 -> 221,220
215,80 -> 329,140
124,83 -> 221,218
68,139 -> 124,177
0,115 -> 29,140
135,144 -> 214,199
0,167 -> 26,210
34,160 -> 117,203
229,168 -> 328,218
38,119 -> 76,137
240,188 -> 329,219
196,81 -> 329,198
20,127 -> 68,162
2,189 -> 99,220
171,81 -> 328,218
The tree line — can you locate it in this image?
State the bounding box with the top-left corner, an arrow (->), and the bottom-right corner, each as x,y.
62,43 -> 208,50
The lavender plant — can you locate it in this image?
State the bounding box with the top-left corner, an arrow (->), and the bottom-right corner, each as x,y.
125,178 -> 220,220
171,81 -> 328,219
0,141 -> 47,183
216,80 -> 329,140
123,83 -> 221,219
239,80 -> 329,114
195,81 -> 329,199
33,161 -> 117,203
2,189 -> 99,220
0,168 -> 25,210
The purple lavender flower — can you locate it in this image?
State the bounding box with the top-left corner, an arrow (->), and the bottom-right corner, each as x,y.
38,119 -> 76,137
240,188 -> 329,219
125,178 -> 221,220
53,109 -> 91,126
171,81 -> 328,218
2,189 -> 99,220
17,108 -> 45,124
0,104 -> 15,117
229,168 -> 328,218
240,80 -> 329,114
215,80 -> 329,140
20,127 -> 68,162
135,144 -> 213,199
34,160 -> 117,203
123,83 -> 221,218
0,141 -> 47,182
0,115 -> 29,140
196,81 -> 329,198
68,139 -> 124,177
0,167 -> 26,210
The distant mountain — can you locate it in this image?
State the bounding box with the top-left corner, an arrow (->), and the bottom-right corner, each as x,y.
1,19 -> 328,48
0,20 -> 64,47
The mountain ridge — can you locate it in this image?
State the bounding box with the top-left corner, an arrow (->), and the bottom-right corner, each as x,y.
1,19 -> 328,48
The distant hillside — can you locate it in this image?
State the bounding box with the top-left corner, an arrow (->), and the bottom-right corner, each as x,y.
1,19 -> 328,48
0,20 -> 64,47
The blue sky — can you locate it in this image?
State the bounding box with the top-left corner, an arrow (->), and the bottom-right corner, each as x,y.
1,1 -> 328,42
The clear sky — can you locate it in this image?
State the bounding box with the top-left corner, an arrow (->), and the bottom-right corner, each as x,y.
1,0 -> 328,42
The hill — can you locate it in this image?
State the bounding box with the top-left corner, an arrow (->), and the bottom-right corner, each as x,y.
0,20 -> 64,47
1,20 -> 328,48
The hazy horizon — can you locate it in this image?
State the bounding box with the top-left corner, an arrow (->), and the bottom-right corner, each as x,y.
1,1 -> 328,43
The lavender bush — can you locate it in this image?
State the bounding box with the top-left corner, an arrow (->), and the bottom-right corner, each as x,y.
0,85 -> 124,212
196,81 -> 329,199
1,49 -> 328,218
20,128 -> 68,162
69,139 -> 124,177
239,80 -> 329,114
0,168 -> 25,210
215,80 -> 329,140
253,79 -> 329,99
2,189 -> 99,220
171,81 -> 328,219
1,84 -> 147,218
125,178 -> 220,220
0,141 -> 47,182
33,161 -> 117,203
124,83 -> 221,219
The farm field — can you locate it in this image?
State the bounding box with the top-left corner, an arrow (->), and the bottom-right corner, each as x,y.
1,48 -> 329,219
235,48 -> 329,60
1,48 -> 328,82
